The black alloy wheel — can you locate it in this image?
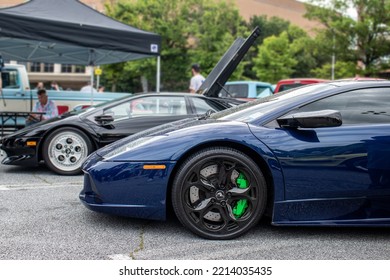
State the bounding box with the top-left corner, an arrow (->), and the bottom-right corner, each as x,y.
172,147 -> 267,239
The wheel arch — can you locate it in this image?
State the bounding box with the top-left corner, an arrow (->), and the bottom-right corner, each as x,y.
166,140 -> 275,217
37,125 -> 99,162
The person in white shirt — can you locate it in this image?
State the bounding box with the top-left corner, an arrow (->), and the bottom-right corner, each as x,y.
189,63 -> 205,93
80,81 -> 97,93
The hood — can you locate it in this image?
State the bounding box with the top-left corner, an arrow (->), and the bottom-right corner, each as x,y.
199,26 -> 260,98
95,117 -> 216,157
2,113 -> 80,138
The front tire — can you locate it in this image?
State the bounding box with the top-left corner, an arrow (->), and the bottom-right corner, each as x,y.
43,127 -> 93,175
172,147 -> 267,239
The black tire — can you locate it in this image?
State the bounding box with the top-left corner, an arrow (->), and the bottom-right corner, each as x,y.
42,127 -> 93,175
172,147 -> 267,239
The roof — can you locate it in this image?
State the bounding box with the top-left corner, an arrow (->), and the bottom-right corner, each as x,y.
0,0 -> 161,65
226,80 -> 273,85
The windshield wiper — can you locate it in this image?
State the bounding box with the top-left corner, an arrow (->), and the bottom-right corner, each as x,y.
198,109 -> 214,120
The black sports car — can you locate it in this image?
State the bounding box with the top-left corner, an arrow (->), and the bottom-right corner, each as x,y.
0,27 -> 262,175
0,28 -> 260,175
0,93 -> 243,175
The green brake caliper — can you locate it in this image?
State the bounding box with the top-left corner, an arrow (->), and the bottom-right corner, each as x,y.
232,173 -> 248,218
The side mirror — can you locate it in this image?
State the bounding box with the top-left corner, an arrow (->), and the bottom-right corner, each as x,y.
277,110 -> 342,129
94,115 -> 114,128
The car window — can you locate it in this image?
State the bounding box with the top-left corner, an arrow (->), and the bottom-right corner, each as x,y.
215,83 -> 335,122
294,88 -> 390,125
191,97 -> 224,115
158,96 -> 187,115
279,83 -> 304,92
256,86 -> 273,98
219,84 -> 248,98
1,69 -> 19,89
103,96 -> 187,121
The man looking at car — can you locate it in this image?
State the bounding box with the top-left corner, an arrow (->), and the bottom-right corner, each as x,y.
26,88 -> 58,125
189,63 -> 205,93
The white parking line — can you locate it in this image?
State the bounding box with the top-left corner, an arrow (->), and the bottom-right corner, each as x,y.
107,254 -> 133,260
0,183 -> 82,191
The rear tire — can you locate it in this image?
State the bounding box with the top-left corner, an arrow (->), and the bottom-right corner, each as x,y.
43,127 -> 93,175
172,147 -> 267,239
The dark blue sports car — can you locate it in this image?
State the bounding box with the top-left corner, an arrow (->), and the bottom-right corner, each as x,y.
80,79 -> 390,239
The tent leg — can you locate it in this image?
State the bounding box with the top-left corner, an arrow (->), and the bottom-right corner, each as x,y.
90,67 -> 94,105
156,56 -> 160,93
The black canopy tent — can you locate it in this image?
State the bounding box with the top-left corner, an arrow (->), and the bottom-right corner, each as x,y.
0,0 -> 162,90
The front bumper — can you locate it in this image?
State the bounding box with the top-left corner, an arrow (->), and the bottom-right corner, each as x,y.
80,160 -> 175,221
1,137 -> 40,166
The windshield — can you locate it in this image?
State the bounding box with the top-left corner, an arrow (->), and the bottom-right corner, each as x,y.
64,95 -> 131,116
211,83 -> 336,122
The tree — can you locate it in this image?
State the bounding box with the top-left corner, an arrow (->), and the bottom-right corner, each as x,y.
252,24 -> 327,83
103,0 -> 245,92
305,0 -> 390,77
311,61 -> 357,78
245,15 -> 291,80
253,32 -> 297,83
288,25 -> 318,78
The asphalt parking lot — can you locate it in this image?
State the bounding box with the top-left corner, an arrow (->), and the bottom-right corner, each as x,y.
1,150 -> 390,260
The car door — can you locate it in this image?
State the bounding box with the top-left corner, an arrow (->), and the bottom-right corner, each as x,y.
95,95 -> 192,144
257,87 -> 390,220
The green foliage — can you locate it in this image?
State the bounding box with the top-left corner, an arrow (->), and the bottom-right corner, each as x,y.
245,15 -> 291,80
305,0 -> 390,77
311,61 -> 357,79
252,25 -> 325,83
248,15 -> 291,45
253,32 -> 298,83
101,0 -> 390,90
102,0 -> 244,92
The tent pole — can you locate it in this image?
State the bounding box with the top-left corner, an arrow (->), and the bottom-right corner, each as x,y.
88,49 -> 95,105
96,65 -> 100,90
156,56 -> 160,93
90,66 -> 94,105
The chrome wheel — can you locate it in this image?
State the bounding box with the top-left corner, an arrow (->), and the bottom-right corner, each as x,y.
172,147 -> 267,239
43,128 -> 93,175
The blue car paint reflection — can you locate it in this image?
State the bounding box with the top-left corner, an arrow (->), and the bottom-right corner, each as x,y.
252,124 -> 390,224
82,161 -> 173,220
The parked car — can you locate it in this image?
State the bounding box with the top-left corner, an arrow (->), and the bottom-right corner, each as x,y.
0,27 -> 263,175
80,80 -> 390,239
0,64 -> 130,127
0,93 -> 243,175
274,78 -> 328,93
218,81 -> 274,99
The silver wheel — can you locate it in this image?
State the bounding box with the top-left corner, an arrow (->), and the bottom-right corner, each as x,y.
43,128 -> 93,175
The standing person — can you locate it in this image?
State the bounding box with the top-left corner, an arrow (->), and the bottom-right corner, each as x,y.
98,85 -> 105,92
26,89 -> 58,125
80,81 -> 97,93
189,63 -> 205,93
